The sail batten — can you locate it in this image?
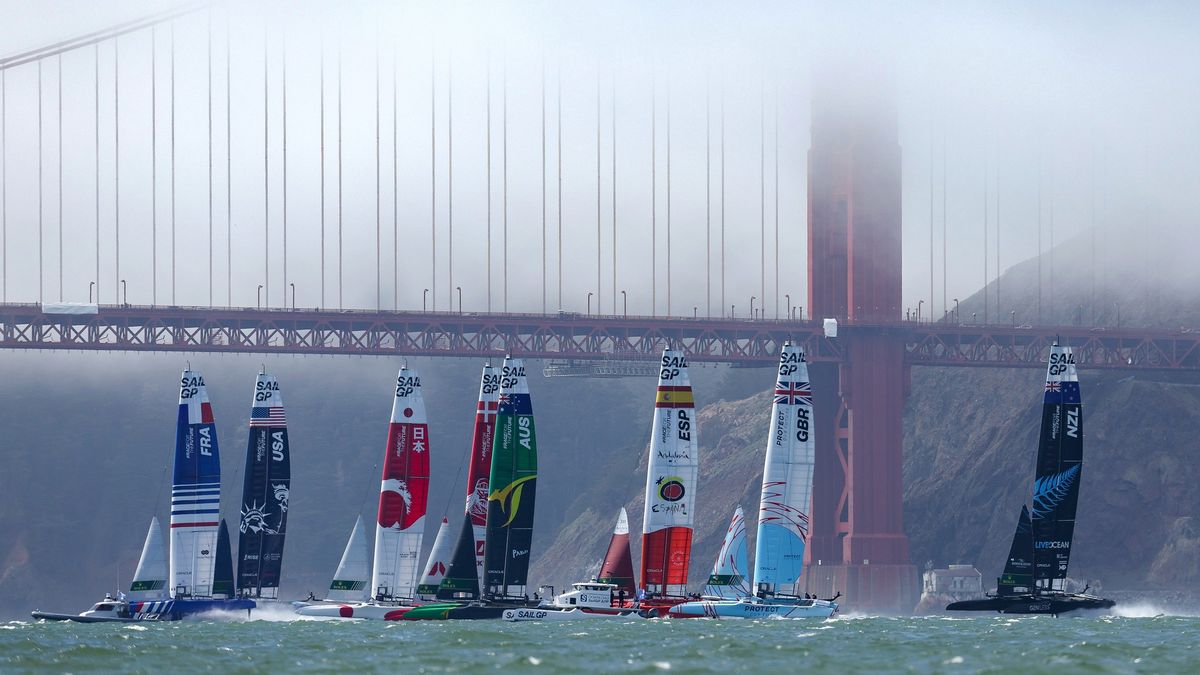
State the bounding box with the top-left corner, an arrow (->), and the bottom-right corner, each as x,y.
483,358 -> 538,599
438,365 -> 499,600
169,370 -> 221,598
236,373 -> 291,598
640,349 -> 698,598
371,366 -> 431,601
1032,344 -> 1083,587
752,344 -> 815,595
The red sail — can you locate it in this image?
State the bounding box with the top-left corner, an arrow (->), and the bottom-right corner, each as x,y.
597,508 -> 636,597
640,527 -> 694,593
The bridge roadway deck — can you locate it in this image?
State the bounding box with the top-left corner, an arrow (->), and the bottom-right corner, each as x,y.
3,303 -> 1199,370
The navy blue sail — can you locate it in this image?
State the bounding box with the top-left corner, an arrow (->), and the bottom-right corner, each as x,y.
236,373 -> 291,598
1031,344 -> 1083,586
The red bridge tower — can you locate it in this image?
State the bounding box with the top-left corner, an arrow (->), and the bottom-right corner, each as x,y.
804,69 -> 918,612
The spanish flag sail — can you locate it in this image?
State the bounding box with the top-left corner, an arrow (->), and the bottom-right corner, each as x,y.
640,349 -> 698,598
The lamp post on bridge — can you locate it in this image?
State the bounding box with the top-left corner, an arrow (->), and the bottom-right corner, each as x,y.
917,299 -> 924,323
257,284 -> 263,309
587,292 -> 594,315
750,296 -> 757,320
290,283 -> 296,311
89,281 -> 95,303
785,294 -> 791,320
1011,310 -> 1016,327
731,304 -> 735,318
621,290 -> 627,317
456,286 -> 463,314
954,298 -> 960,324
423,289 -> 430,312
121,280 -> 127,307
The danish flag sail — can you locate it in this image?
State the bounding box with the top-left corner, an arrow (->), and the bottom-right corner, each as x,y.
752,343 -> 815,595
416,518 -> 454,596
170,369 -> 222,598
371,366 -> 431,602
641,349 -> 698,598
128,517 -> 168,600
326,515 -> 370,602
705,506 -> 750,599
596,508 -> 636,597
236,372 -> 291,598
483,357 -> 538,600
1032,344 -> 1083,587
438,364 -> 499,600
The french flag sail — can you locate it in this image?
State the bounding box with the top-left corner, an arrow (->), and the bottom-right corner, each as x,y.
236,373 -> 291,598
170,370 -> 222,598
438,364 -> 499,600
371,366 -> 430,602
640,349 -> 698,599
752,342 -> 815,596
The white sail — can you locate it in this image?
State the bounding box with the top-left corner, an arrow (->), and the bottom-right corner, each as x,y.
128,517 -> 168,600
704,506 -> 750,599
752,343 -> 815,595
327,515 -> 371,602
416,518 -> 454,596
371,366 -> 430,601
640,349 -> 699,596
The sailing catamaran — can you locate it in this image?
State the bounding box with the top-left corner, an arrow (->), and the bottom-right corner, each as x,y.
671,344 -> 837,618
403,357 -> 542,620
947,343 -> 1114,615
503,508 -> 642,621
637,349 -> 700,616
236,372 -> 291,600
297,366 -> 431,620
33,369 -> 255,622
434,364 -> 499,600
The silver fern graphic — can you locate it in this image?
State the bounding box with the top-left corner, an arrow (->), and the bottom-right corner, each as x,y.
1031,465 -> 1080,518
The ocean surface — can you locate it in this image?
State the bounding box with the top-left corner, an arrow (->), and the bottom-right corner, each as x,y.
3,606 -> 1198,673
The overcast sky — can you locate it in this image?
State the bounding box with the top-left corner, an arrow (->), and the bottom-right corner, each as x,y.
1,0 -> 1197,320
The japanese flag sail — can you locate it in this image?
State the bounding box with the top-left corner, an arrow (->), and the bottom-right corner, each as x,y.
640,349 -> 698,597
371,366 -> 431,601
170,369 -> 221,598
752,343 -> 815,594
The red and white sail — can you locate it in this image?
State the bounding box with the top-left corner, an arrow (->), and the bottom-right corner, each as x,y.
416,518 -> 454,597
640,349 -> 698,597
371,366 -> 430,601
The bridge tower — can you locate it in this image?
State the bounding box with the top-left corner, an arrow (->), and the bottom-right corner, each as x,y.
804,68 -> 918,612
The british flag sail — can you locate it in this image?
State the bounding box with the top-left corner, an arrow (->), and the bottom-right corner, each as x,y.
1032,344 -> 1083,586
170,370 -> 222,598
236,372 -> 291,598
640,349 -> 698,598
438,364 -> 499,600
752,343 -> 815,595
371,366 -> 430,602
483,357 -> 538,600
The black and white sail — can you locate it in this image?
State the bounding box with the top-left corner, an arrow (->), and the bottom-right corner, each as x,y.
236,373 -> 291,598
1031,344 -> 1083,588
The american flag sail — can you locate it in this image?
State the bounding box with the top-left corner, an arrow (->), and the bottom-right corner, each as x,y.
236,372 -> 291,597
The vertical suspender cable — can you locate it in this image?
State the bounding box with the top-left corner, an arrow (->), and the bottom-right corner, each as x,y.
1037,149 -> 1042,324
152,26 -> 157,304
38,61 -> 43,303
338,44 -> 343,309
983,159 -> 988,324
611,70 -> 616,315
95,45 -> 100,301
282,33 -> 288,307
319,35 -> 325,308
262,26 -> 268,306
58,56 -> 63,301
392,45 -> 398,311
448,56 -> 453,311
540,57 -> 544,314
666,78 -> 671,317
208,11 -> 213,306
1,69 -> 5,303
502,59 -> 508,312
651,70 -> 655,315
375,39 -> 381,310
705,69 -> 710,318
773,83 -> 779,319
226,14 -> 231,306
759,77 -> 765,318
556,66 -> 562,311
996,153 -> 1001,320
720,79 -> 725,317
929,119 -> 934,319
487,56 -> 492,312
596,67 -> 601,313
942,125 -> 947,319
430,51 -> 435,311
114,40 -> 119,304
171,24 -> 177,304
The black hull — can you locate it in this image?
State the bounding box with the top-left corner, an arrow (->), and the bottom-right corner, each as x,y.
946,593 -> 1115,615
401,598 -> 541,621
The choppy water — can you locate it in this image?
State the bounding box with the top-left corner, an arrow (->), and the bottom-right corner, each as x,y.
4,606 -> 1199,673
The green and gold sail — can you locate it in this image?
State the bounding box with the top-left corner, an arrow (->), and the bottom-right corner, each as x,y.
483,357 -> 538,599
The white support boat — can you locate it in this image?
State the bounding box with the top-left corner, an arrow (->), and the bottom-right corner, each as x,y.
503,583 -> 642,621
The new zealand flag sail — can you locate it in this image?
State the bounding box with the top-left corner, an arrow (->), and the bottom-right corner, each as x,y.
236,373 -> 291,597
1031,345 -> 1083,583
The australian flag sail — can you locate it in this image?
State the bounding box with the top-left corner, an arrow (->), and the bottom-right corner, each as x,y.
236,373 -> 291,598
1032,344 -> 1083,586
170,370 -> 221,598
484,357 -> 538,600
